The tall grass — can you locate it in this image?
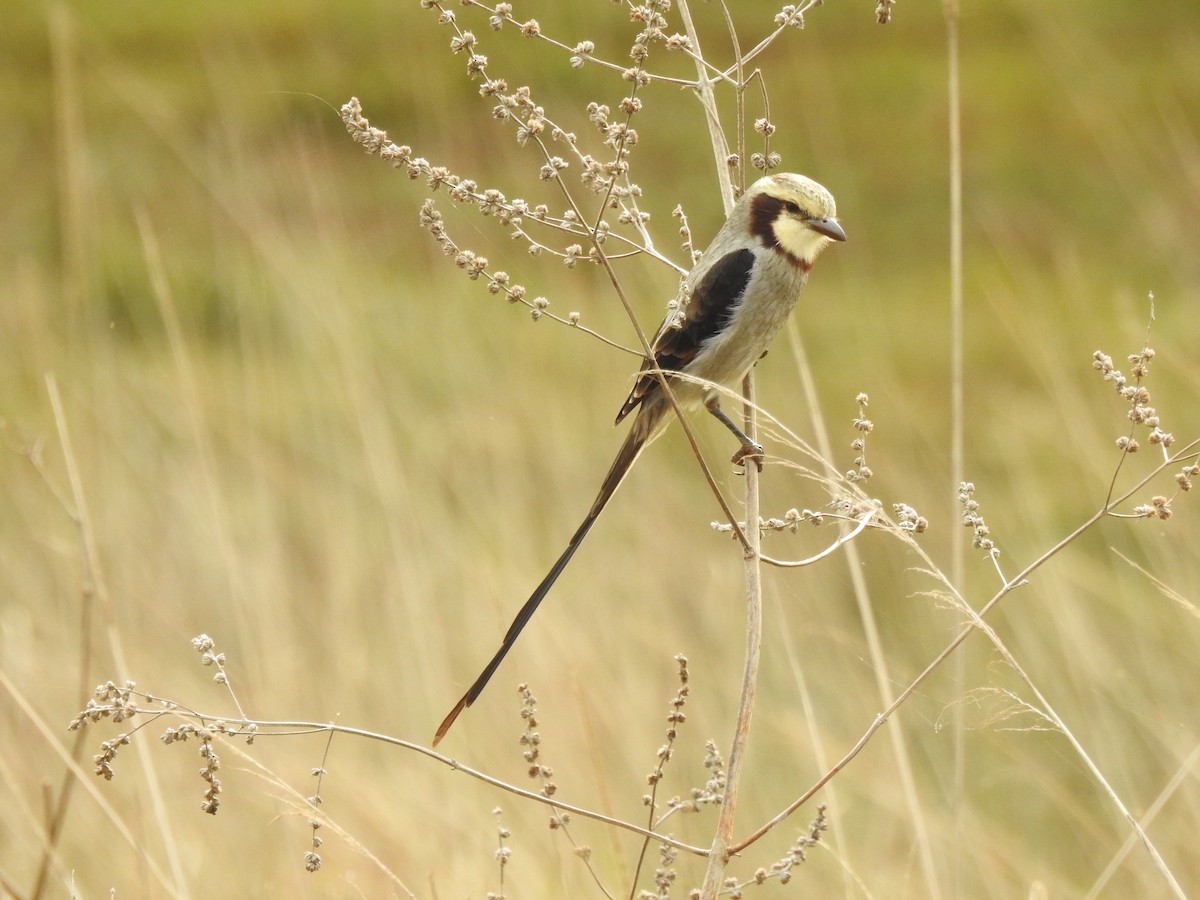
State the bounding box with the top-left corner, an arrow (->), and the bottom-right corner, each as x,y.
2,1 -> 1199,897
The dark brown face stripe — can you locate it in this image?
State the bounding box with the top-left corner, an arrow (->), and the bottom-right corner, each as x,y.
748,193 -> 786,247
748,192 -> 811,270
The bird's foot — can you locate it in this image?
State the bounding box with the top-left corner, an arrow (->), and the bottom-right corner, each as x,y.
731,441 -> 765,472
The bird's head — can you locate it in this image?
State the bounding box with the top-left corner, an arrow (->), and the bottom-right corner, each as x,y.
745,172 -> 846,270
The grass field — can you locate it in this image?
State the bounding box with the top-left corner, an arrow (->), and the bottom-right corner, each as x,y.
3,1 -> 1199,897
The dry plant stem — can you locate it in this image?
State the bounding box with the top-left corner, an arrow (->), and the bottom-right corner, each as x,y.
526,5 -> 748,555
518,104 -> 755,555
920,454 -> 1198,899
23,428 -> 102,899
1112,550 -> 1200,621
1102,315 -> 1159,511
45,377 -> 190,896
80,707 -> 711,858
23,438 -> 94,900
31,628 -> 91,898
1085,739 -> 1200,898
630,659 -> 689,896
943,2 -> 967,897
225,741 -> 418,898
138,208 -> 253,685
675,4 -> 762,894
466,1 -> 698,89
0,670 -> 178,896
345,92 -> 755,551
699,373 -> 764,898
729,442 -> 1200,868
715,1 -> 822,79
759,509 -> 875,567
50,5 -> 88,322
835,503 -> 942,894
544,166 -> 754,557
518,697 -> 615,900
765,330 -> 857,889
719,1 -> 748,189
965,611 -> 1187,899
782,329 -> 941,897
926,594 -> 1188,898
677,0 -> 733,204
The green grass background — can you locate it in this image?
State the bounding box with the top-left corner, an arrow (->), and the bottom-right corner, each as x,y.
2,1 -> 1199,896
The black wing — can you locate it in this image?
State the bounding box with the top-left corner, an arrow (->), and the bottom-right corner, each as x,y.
615,248 -> 755,423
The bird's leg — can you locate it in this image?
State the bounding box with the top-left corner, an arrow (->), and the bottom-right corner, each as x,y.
705,395 -> 764,471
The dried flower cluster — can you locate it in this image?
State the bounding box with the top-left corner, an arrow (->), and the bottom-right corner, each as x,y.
517,684 -> 554,794
1093,340 -> 1195,521
192,632 -> 231,686
342,0 -> 857,367
303,761 -> 329,872
1129,495 -> 1172,521
709,804 -> 827,897
1093,346 -> 1174,455
646,655 -> 690,791
304,828 -> 323,872
893,502 -> 928,534
758,507 -> 826,533
342,95 -> 683,339
490,806 -> 512,897
751,116 -> 782,172
70,680 -> 141,731
69,639 -> 261,819
762,805 -> 829,886
646,736 -> 729,831
518,682 -> 572,837
424,0 -> 659,216
846,393 -> 873,483
775,5 -> 810,29
711,392 -> 926,547
1175,464 -> 1198,493
958,481 -> 995,552
646,840 -> 677,899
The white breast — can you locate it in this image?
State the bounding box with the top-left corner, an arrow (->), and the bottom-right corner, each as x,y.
685,250 -> 810,393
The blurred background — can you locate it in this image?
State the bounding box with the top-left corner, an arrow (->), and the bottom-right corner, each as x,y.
2,0 -> 1198,896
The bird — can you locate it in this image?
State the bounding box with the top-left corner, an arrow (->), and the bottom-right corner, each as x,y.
433,172 -> 845,745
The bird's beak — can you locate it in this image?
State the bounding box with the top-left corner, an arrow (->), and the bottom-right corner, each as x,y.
806,218 -> 847,242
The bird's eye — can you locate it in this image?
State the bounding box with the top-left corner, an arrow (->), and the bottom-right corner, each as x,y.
783,200 -> 802,215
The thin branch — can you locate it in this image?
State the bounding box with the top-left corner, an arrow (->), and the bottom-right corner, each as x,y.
731,442 -> 1200,864
715,1 -> 823,77
45,377 -> 190,896
77,706 -> 712,858
532,134 -> 755,557
759,508 -> 876,567
944,2 -> 967,896
700,370 -> 765,897
677,0 -> 733,209
782,303 -> 945,896
1,670 -> 179,896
